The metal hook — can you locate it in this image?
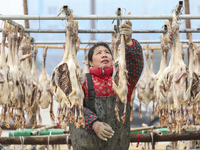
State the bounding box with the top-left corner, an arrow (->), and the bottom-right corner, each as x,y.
57,5 -> 73,21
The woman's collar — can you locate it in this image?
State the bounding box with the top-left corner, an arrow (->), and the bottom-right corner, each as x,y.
89,66 -> 113,78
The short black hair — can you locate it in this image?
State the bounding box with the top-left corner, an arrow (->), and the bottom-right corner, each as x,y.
87,42 -> 113,64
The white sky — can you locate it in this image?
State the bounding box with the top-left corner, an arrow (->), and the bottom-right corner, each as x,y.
0,0 -> 24,26
0,0 -> 200,74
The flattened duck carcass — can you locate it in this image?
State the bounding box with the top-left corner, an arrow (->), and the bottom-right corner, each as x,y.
112,34 -> 128,123
0,21 -> 10,105
172,13 -> 189,133
182,33 -> 197,126
165,12 -> 189,133
137,44 -> 155,118
30,45 -> 39,112
37,46 -> 55,122
162,19 -> 177,132
191,43 -> 200,103
149,49 -> 156,120
0,21 -> 11,127
189,42 -> 200,124
51,12 -> 84,128
7,25 -> 25,129
154,34 -> 169,127
111,31 -> 121,121
19,38 -> 34,118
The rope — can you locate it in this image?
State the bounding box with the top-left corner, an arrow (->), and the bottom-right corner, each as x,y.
47,131 -> 52,150
37,129 -> 41,136
19,136 -> 24,149
66,135 -> 72,150
136,134 -> 141,148
150,132 -> 154,143
66,135 -> 69,144
11,131 -> 15,137
150,126 -> 154,148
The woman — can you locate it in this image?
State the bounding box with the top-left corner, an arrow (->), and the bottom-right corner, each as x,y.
69,20 -> 144,150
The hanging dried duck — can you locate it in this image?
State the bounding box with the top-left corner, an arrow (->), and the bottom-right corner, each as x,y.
7,25 -> 26,129
165,12 -> 189,133
37,46 -> 55,122
137,44 -> 155,118
154,34 -> 169,127
0,21 -> 11,127
51,12 -> 85,128
111,30 -> 121,121
112,34 -> 128,123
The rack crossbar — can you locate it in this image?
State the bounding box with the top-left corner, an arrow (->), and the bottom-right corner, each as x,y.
1,28 -> 199,33
1,14 -> 200,20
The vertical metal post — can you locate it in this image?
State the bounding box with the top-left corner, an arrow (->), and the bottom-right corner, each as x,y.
184,0 -> 192,70
23,0 -> 30,35
184,0 -> 191,39
90,0 -> 95,40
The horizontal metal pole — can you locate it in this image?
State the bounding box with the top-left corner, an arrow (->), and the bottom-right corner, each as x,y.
30,40 -> 200,45
1,28 -> 199,33
1,14 -> 200,20
36,45 -> 189,50
2,20 -> 33,40
2,40 -> 200,45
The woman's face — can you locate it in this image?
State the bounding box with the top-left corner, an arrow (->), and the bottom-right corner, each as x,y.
89,45 -> 113,68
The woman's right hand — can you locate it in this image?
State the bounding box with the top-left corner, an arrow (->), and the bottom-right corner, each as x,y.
120,20 -> 133,44
92,121 -> 114,141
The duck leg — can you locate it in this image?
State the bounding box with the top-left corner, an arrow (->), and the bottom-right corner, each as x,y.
121,99 -> 127,123
77,105 -> 85,128
115,97 -> 120,122
50,95 -> 55,122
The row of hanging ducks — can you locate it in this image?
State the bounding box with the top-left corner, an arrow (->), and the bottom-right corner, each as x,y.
2,11 -> 199,134
0,20 -> 55,130
0,12 -> 129,132
137,12 -> 200,133
50,11 -> 131,132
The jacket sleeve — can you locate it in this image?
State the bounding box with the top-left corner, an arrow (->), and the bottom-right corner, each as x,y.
125,38 -> 144,102
80,81 -> 100,134
81,106 -> 99,134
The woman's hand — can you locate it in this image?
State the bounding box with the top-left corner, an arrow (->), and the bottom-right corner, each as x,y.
120,20 -> 133,45
92,121 -> 114,141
